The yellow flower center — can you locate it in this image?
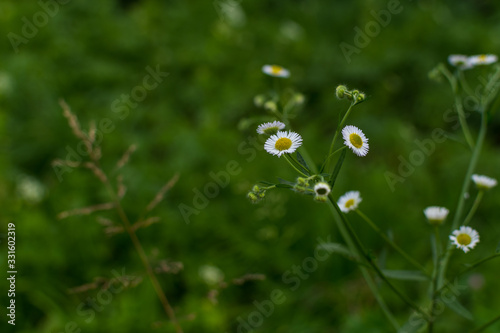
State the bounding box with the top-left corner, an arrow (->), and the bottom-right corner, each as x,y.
275,137 -> 292,151
345,199 -> 355,208
479,55 -> 487,61
349,133 -> 363,148
456,233 -> 472,246
271,65 -> 283,75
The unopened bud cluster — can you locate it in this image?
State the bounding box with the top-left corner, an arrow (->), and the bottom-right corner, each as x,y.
247,185 -> 267,203
336,85 -> 365,104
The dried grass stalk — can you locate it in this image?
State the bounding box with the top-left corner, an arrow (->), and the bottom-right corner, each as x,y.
117,175 -> 127,199
58,202 -> 115,219
96,216 -> 114,226
84,162 -> 108,183
132,216 -> 161,232
232,273 -> 266,285
115,144 -> 137,170
52,158 -> 81,168
60,99 -> 90,145
146,173 -> 180,213
154,259 -> 184,274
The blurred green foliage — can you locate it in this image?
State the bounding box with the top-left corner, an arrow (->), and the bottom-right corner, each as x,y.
1,0 -> 500,332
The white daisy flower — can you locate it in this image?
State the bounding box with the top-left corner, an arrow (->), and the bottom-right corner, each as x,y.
472,174 -> 497,190
337,191 -> 362,213
256,121 -> 286,135
314,182 -> 331,197
448,54 -> 473,70
468,54 -> 498,66
262,64 -> 290,78
342,125 -> 369,157
264,130 -> 302,157
424,206 -> 449,225
449,226 -> 480,253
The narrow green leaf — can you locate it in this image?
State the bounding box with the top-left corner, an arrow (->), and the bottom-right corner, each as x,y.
318,242 -> 359,262
381,270 -> 429,282
275,184 -> 293,189
296,151 -> 310,173
276,178 -> 295,186
329,149 -> 346,189
443,297 -> 473,321
258,181 -> 276,186
398,316 -> 427,333
288,154 -> 310,175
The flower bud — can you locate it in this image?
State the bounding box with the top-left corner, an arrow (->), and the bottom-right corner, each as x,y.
247,192 -> 259,203
314,195 -> 328,203
294,93 -> 305,104
264,101 -> 277,112
296,177 -> 309,186
336,85 -> 348,99
293,184 -> 307,193
253,94 -> 266,107
356,92 -> 366,103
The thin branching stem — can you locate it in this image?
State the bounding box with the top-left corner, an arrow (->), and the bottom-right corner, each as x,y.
437,111 -> 488,290
103,177 -> 183,333
330,197 -> 431,322
463,190 -> 484,226
356,210 -> 429,275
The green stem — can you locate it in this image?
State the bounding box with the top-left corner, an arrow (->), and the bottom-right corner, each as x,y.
471,313 -> 500,333
326,200 -> 400,330
454,94 -> 475,149
437,112 -> 488,289
457,70 -> 475,98
356,210 -> 429,275
463,190 -> 484,226
433,226 -> 442,257
455,253 -> 500,280
297,131 -> 401,329
283,154 -> 308,177
330,196 -> 431,322
428,226 -> 443,332
326,101 -> 355,173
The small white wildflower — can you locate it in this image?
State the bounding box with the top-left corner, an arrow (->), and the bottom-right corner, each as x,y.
468,54 -> 498,66
342,125 -> 369,157
264,130 -> 302,157
338,191 -> 362,213
262,64 -> 290,78
449,226 -> 480,253
424,206 -> 449,225
448,54 -> 473,70
314,182 -> 331,202
314,182 -> 331,196
471,174 -> 497,190
256,121 -> 286,135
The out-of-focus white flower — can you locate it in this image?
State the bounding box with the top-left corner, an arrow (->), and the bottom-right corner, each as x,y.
262,64 -> 290,78
471,174 -> 497,190
424,206 -> 449,225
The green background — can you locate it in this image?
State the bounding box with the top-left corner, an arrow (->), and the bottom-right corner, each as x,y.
1,0 -> 499,332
